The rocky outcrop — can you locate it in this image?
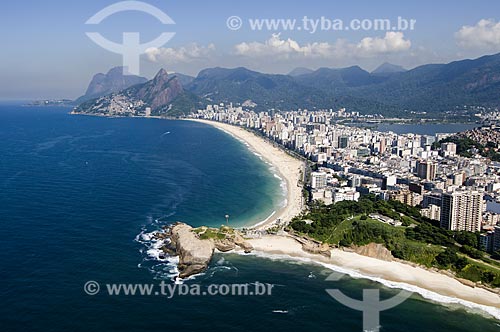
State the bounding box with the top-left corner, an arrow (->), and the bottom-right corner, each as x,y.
170,223 -> 215,278
302,242 -> 331,258
74,66 -> 147,104
73,68 -> 200,117
165,223 -> 253,278
233,233 -> 253,253
353,243 -> 394,261
456,277 -> 476,288
214,238 -> 236,252
287,234 -> 331,257
135,69 -> 184,110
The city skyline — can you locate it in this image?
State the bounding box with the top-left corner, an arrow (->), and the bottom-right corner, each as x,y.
190,103 -> 500,253
3,1 -> 500,329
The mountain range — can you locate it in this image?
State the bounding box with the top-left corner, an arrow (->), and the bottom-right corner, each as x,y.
73,69 -> 202,117
74,53 -> 500,117
371,62 -> 407,75
74,67 -> 148,104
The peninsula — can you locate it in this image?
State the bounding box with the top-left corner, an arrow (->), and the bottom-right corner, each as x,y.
154,118 -> 500,320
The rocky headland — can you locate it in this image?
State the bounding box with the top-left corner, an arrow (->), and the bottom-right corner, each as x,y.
157,222 -> 254,278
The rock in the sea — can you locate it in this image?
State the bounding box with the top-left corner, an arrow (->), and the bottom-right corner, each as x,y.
170,223 -> 215,278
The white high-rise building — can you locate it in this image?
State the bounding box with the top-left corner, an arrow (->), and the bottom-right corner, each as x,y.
311,172 -> 327,189
441,142 -> 457,156
440,190 -> 483,232
332,187 -> 360,204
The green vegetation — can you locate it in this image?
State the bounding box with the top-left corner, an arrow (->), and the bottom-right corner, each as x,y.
161,91 -> 207,117
195,226 -> 233,240
186,54 -> 500,117
435,136 -> 500,161
289,195 -> 500,287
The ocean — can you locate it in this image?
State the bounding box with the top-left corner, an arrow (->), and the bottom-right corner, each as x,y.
0,105 -> 498,332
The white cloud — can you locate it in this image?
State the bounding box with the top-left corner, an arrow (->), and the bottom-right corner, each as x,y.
234,34 -> 326,58
456,19 -> 500,49
145,43 -> 216,63
233,32 -> 411,59
356,32 -> 411,55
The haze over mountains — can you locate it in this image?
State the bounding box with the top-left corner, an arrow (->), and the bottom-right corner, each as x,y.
74,67 -> 148,104
371,62 -> 407,75
75,53 -> 500,117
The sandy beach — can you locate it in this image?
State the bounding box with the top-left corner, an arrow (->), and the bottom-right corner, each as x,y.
188,119 -> 305,229
188,118 -> 500,319
246,235 -> 500,319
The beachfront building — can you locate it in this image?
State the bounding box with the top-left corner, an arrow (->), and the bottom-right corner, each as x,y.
440,189 -> 483,232
311,172 -> 327,189
332,187 -> 360,204
193,105 -> 500,234
311,189 -> 333,205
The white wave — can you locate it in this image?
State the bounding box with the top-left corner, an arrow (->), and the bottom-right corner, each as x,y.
145,247 -> 171,262
175,271 -> 206,284
135,223 -> 182,281
136,225 -> 210,283
281,199 -> 288,208
271,168 -> 288,206
146,261 -> 179,281
138,232 -> 152,242
234,250 -> 500,321
252,210 -> 276,228
206,265 -> 236,278
272,310 -> 288,314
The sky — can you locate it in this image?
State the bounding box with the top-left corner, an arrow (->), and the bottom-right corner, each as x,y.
2,0 -> 500,99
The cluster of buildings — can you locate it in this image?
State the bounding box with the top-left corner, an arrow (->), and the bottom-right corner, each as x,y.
193,104 -> 500,253
76,94 -> 150,117
476,108 -> 500,125
454,127 -> 500,147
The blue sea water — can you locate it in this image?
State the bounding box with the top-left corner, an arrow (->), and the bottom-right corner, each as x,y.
0,105 -> 499,332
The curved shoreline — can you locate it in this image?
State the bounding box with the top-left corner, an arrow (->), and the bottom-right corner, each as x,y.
185,118 -> 500,320
243,235 -> 500,320
186,119 -> 305,229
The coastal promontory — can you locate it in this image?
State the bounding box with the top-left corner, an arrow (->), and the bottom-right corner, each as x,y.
164,223 -> 254,278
